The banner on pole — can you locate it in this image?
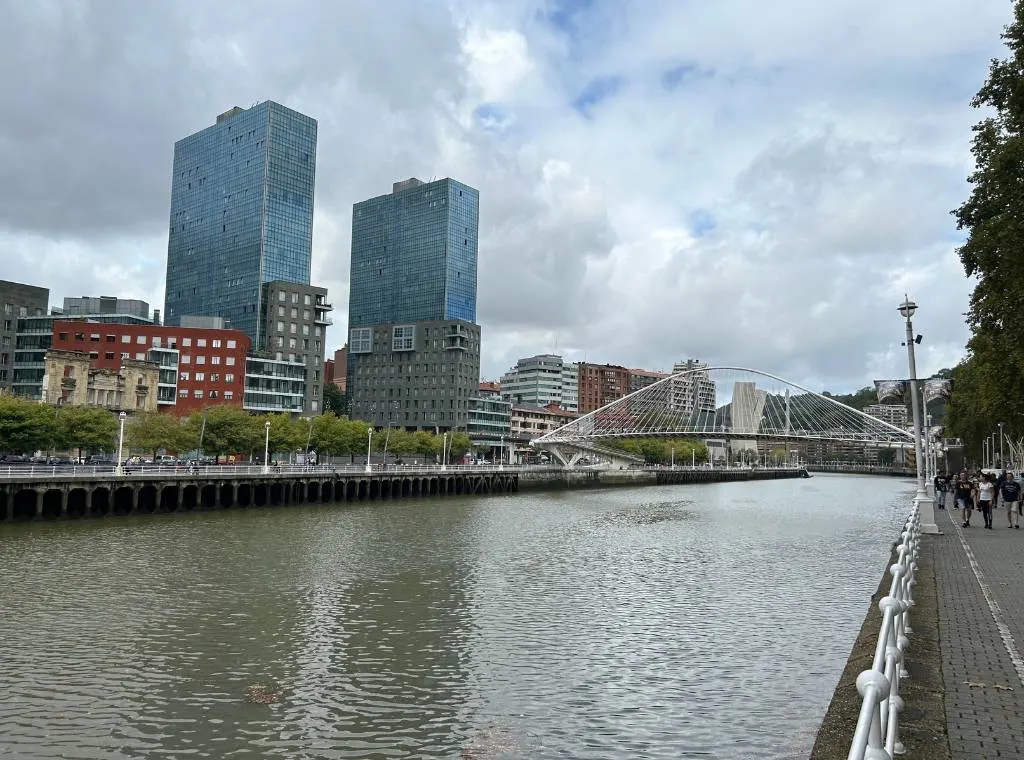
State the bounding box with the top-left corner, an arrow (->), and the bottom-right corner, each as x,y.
923,378 -> 953,403
874,380 -> 907,403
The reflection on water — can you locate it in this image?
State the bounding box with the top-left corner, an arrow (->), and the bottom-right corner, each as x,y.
0,474 -> 910,759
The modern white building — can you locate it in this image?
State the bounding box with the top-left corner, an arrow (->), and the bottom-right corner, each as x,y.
669,359 -> 716,419
864,404 -> 909,428
500,354 -> 578,413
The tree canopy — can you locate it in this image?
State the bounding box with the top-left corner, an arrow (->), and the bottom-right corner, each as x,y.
945,3 -> 1024,459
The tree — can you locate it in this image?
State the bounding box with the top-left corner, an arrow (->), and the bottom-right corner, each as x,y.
952,3 -> 1024,433
126,412 -> 194,458
265,413 -> 303,458
447,432 -> 472,459
877,448 -> 897,467
322,383 -> 348,416
0,394 -> 57,454
57,407 -> 118,457
189,405 -> 260,458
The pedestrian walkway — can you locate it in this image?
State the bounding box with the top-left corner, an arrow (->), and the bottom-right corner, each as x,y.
933,502 -> 1024,758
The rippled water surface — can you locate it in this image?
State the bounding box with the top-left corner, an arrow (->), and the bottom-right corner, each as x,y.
0,474 -> 911,759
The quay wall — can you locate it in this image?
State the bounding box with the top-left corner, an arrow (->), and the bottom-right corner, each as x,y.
0,466 -> 805,523
808,535 -> 947,759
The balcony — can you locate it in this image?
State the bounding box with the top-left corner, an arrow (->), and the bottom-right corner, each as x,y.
314,313 -> 333,326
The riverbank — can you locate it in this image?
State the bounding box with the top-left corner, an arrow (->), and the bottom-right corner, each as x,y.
809,534 -> 948,759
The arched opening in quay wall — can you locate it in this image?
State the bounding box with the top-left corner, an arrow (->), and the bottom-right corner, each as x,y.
160,486 -> 178,513
42,489 -> 63,519
270,482 -> 284,506
12,489 -> 38,521
235,484 -> 250,508
320,481 -> 332,503
91,488 -> 110,517
67,488 -> 88,518
113,487 -> 133,516
138,485 -> 157,514
219,484 -> 233,509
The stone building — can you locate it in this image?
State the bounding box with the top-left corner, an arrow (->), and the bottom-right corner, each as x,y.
41,350 -> 160,412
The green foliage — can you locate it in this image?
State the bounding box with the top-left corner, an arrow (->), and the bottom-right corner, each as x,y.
604,437 -> 708,464
57,406 -> 118,455
0,394 -> 57,453
126,412 -> 195,457
266,413 -> 304,455
877,448 -> 897,466
188,405 -> 260,457
946,4 -> 1024,444
822,386 -> 877,411
322,383 -> 348,416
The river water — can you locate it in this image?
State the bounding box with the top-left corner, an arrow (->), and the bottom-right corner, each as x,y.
0,473 -> 911,759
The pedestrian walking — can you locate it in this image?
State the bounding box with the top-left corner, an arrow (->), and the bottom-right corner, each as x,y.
935,472 -> 949,510
1001,471 -> 1021,528
955,473 -> 974,527
978,473 -> 996,529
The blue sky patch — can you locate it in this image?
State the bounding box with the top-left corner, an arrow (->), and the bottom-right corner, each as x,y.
689,209 -> 717,237
572,75 -> 625,117
662,63 -> 715,91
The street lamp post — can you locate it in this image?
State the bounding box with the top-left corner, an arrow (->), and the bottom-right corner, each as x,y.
441,432 -> 448,472
499,435 -> 504,470
670,447 -> 675,470
115,411 -> 127,476
899,296 -> 939,534
263,420 -> 271,474
365,428 -> 373,474
999,422 -> 1005,470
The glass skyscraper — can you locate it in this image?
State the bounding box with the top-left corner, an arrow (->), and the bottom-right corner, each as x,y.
164,102 -> 317,345
348,178 -> 479,328
347,178 -> 482,431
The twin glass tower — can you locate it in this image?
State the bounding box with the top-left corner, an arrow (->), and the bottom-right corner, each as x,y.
163,101 -> 317,345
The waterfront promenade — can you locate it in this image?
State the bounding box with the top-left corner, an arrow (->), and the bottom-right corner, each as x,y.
932,504 -> 1024,758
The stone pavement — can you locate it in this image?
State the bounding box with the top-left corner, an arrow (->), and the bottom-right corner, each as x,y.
932,501 -> 1024,758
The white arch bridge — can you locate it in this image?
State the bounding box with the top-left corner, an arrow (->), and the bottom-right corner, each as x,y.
532,366 -> 916,469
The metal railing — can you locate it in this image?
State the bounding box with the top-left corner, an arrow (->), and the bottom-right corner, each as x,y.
847,503 -> 921,759
0,462 -> 563,480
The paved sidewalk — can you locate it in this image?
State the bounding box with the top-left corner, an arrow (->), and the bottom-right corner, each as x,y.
932,502 -> 1024,758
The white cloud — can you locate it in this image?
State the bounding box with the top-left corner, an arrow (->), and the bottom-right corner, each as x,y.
0,0 -> 1011,394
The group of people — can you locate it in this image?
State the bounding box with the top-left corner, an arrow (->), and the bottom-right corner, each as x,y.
935,469 -> 1022,529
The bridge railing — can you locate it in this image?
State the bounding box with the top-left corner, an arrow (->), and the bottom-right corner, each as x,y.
0,463 -> 559,480
847,503 -> 921,759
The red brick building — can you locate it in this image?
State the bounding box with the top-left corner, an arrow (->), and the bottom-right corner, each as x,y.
577,362 -> 631,414
50,321 -> 250,415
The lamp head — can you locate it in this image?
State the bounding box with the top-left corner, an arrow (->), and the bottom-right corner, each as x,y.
898,297 -> 917,319
265,421 -> 270,429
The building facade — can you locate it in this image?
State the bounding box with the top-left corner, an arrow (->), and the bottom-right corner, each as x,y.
48,320 -> 250,415
468,383 -> 512,461
629,368 -> 670,394
509,403 -> 578,459
41,349 -> 160,412
260,280 -> 332,413
577,363 -> 631,414
164,102 -> 317,344
328,345 -> 348,391
500,354 -> 579,413
0,280 -> 49,394
669,359 -> 717,422
864,404 -> 909,428
62,296 -> 151,321
243,356 -> 307,414
347,178 -> 481,431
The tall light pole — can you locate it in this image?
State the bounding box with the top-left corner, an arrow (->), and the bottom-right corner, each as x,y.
670,447 -> 675,469
899,296 -> 939,534
365,428 -> 373,474
441,432 -> 448,472
263,420 -> 271,474
115,411 -> 127,476
499,435 -> 504,470
998,424 -> 1005,469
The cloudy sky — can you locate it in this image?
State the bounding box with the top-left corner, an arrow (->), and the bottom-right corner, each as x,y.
0,0 -> 1011,392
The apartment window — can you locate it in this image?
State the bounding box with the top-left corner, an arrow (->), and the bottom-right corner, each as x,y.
302,325 -> 309,337
197,339 -> 207,347
180,372 -> 190,381
135,353 -> 145,360
152,337 -> 162,347
210,374 -> 220,382
291,293 -> 298,304
209,390 -> 219,399
179,389 -> 188,398
181,355 -> 190,364
314,326 -> 321,337
196,355 -> 206,365
2,304 -> 9,315
104,352 -> 115,360
194,390 -> 203,399
212,339 -> 221,348
350,327 -> 372,354
289,338 -> 297,349
278,306 -> 285,317
290,307 -> 298,319
226,357 -> 235,366
212,356 -> 220,365
89,333 -> 100,342
224,390 -> 234,400
303,309 -> 310,320
227,339 -> 236,349
182,338 -> 191,347
276,336 -> 283,348
121,352 -> 129,360
225,373 -> 234,383
136,335 -> 146,344
277,321 -> 284,332
195,372 -> 205,381
392,325 -> 415,352
105,335 -> 115,343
